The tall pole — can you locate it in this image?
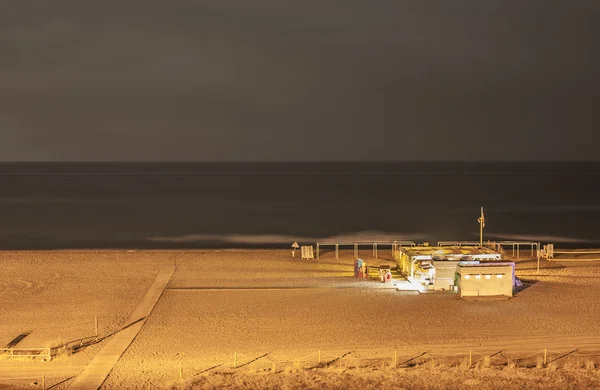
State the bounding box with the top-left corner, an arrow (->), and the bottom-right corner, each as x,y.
478,207 -> 485,246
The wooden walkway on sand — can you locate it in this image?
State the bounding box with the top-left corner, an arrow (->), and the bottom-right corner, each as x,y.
68,265 -> 176,390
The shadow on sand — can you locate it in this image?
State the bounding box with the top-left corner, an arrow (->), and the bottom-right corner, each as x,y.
54,317 -> 146,356
514,279 -> 539,295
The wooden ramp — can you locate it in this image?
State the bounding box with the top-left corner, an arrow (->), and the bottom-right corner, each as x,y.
68,265 -> 176,390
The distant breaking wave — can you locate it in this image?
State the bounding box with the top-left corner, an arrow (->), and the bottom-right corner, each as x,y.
147,231 -> 598,245
482,233 -> 598,243
146,231 -> 427,245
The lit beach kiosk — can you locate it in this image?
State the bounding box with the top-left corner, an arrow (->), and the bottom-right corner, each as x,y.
396,246 -> 502,291
457,263 -> 515,298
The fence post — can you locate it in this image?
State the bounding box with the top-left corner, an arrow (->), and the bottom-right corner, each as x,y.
234,352 -> 237,369
544,349 -> 547,366
318,350 -> 321,364
95,316 -> 98,339
42,374 -> 45,390
469,350 -> 472,367
393,349 -> 397,367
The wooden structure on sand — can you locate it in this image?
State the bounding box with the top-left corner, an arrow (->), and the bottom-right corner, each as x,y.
315,240 -> 416,260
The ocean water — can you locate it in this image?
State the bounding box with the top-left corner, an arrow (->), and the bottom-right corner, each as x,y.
1,162 -> 599,250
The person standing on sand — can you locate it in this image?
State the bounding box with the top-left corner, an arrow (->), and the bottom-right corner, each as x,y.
356,258 -> 363,278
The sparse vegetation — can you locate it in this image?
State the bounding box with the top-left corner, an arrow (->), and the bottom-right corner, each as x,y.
174,365 -> 600,390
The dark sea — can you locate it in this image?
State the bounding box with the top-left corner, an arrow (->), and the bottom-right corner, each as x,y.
1,162 -> 599,250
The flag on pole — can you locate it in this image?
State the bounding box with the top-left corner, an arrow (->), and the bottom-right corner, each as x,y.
478,207 -> 485,228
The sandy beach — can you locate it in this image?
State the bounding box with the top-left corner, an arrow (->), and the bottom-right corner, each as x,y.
2,249 -> 600,389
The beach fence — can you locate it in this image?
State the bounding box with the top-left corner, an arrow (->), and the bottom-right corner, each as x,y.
314,240 -> 545,261
549,248 -> 600,262
146,345 -> 600,388
437,241 -> 481,247
219,348 -> 600,371
494,241 -> 540,259
437,241 -> 541,260
315,241 -> 416,260
0,334 -> 100,363
0,347 -> 51,360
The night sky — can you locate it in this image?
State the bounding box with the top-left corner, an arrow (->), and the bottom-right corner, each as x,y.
1,1 -> 599,161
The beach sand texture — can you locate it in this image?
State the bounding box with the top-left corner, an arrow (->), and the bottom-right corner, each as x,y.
1,249 -> 600,389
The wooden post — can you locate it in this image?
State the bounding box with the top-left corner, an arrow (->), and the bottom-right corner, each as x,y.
42,374 -> 45,390
316,244 -> 320,259
335,244 -> 339,259
469,350 -> 472,367
234,352 -> 237,369
354,243 -> 358,258
95,316 -> 98,338
272,362 -> 276,372
375,243 -> 378,259
393,349 -> 397,367
179,361 -> 183,380
544,349 -> 547,366
318,350 -> 321,363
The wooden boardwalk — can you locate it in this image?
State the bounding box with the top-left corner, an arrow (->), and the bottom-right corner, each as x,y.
68,265 -> 176,390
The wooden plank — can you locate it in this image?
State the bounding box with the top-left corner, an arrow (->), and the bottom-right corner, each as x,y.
68,265 -> 176,390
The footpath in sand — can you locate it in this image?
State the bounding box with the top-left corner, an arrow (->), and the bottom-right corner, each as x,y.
68,265 -> 176,390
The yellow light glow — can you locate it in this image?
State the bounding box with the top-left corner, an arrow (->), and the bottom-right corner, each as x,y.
475,274 -> 481,279
464,274 -> 471,279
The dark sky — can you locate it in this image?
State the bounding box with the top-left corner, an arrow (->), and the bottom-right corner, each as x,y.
1,1 -> 599,161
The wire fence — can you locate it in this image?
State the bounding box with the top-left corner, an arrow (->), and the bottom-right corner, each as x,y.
219,348 -> 600,372
139,347 -> 600,389
3,347 -> 600,389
